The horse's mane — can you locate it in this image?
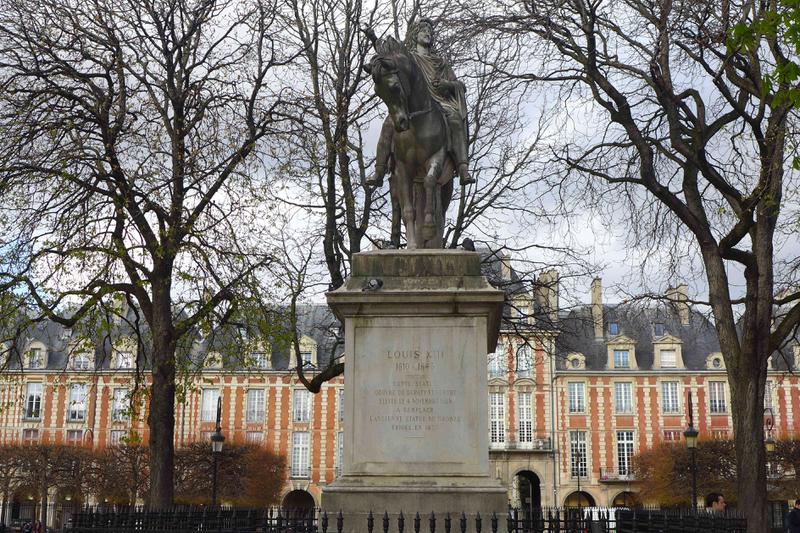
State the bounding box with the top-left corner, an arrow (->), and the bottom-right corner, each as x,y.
375,36 -> 407,57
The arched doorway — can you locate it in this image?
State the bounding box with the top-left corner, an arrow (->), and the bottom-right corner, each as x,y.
282,490 -> 315,512
515,470 -> 541,513
612,491 -> 639,507
564,491 -> 595,507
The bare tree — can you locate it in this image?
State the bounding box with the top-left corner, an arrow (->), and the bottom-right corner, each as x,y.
467,0 -> 800,529
0,0 -> 294,507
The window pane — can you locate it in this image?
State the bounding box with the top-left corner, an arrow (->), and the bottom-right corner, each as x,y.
568,382 -> 585,413
25,383 -> 43,419
614,382 -> 632,413
517,392 -> 533,444
616,431 -> 634,476
709,382 -> 727,413
201,389 -> 219,422
489,343 -> 506,378
661,350 -> 677,368
661,382 -> 680,413
112,389 -> 129,421
613,350 -> 629,368
68,383 -> 87,421
246,389 -> 265,423
291,432 -> 310,477
489,393 -> 505,445
516,345 -> 532,377
293,389 -> 310,422
570,431 -> 587,478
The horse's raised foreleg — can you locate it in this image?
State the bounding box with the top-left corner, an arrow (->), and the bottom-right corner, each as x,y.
422,151 -> 445,242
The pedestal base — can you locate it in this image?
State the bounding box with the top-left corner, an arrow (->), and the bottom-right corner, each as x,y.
323,480 -> 508,533
323,250 -> 508,532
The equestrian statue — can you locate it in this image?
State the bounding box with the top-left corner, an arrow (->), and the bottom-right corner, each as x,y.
364,19 -> 474,249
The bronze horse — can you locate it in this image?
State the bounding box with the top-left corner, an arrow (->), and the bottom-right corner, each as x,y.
364,37 -> 454,249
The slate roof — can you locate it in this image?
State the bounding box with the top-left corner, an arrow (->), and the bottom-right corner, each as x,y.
555,300 -> 721,371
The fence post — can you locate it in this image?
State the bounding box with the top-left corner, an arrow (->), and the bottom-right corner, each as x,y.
384,511 -> 390,533
368,510 -> 374,533
429,511 -> 436,533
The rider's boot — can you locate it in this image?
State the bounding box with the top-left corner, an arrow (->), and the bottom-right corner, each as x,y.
458,163 -> 476,185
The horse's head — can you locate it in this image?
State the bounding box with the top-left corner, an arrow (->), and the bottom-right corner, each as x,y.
364,40 -> 413,132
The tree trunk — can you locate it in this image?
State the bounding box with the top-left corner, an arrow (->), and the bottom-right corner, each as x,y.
729,356 -> 768,533
148,288 -> 177,508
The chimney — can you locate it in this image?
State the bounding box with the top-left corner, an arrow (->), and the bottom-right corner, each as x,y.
666,284 -> 690,326
591,278 -> 603,339
535,270 -> 560,323
501,254 -> 512,281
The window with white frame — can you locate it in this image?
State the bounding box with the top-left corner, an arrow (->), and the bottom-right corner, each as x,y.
660,350 -> 677,368
609,322 -> 619,336
293,389 -> 311,422
66,429 -> 83,445
25,383 -> 43,419
200,389 -> 220,422
291,431 -> 310,477
614,382 -> 633,413
489,343 -> 506,378
337,431 -> 344,476
489,392 -> 505,446
112,389 -> 129,422
116,351 -> 135,369
246,431 -> 264,445
246,389 -> 265,423
300,351 -> 313,368
109,430 -> 127,446
617,431 -> 635,476
661,381 -> 680,413
27,347 -> 44,369
68,383 -> 87,421
73,352 -> 91,371
516,345 -> 533,377
517,392 -> 533,445
709,381 -> 727,413
663,430 -> 682,443
765,381 -> 774,409
251,352 -> 269,369
570,431 -> 587,478
613,350 -> 629,368
568,382 -> 585,413
338,389 -> 344,422
22,428 -> 39,444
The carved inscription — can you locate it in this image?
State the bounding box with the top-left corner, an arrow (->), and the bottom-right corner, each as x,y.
367,349 -> 462,436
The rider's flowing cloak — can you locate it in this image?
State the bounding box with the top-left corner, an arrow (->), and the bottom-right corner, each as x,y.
410,50 -> 468,124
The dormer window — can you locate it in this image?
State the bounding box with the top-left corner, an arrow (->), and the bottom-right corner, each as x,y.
116,351 -> 134,369
712,357 -> 722,369
300,351 -> 313,368
73,353 -> 92,371
609,322 -> 619,336
251,351 -> 269,369
27,347 -> 44,369
660,350 -> 677,368
654,323 -> 665,337
613,350 -> 630,369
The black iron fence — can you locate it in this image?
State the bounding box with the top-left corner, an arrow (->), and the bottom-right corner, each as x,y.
49,506 -> 750,533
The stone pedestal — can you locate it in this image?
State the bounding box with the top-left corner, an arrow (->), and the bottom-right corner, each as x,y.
322,250 -> 507,531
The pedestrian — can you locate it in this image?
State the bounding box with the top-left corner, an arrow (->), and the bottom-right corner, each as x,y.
705,492 -> 726,513
22,521 -> 31,533
31,520 -> 42,533
787,499 -> 800,533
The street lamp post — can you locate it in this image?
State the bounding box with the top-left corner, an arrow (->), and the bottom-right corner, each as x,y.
684,391 -> 699,509
764,407 -> 775,454
210,396 -> 225,507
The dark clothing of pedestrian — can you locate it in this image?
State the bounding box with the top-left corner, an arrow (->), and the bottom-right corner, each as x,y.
788,507 -> 800,533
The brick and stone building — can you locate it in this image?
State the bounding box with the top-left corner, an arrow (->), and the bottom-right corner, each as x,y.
1,271 -> 798,513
